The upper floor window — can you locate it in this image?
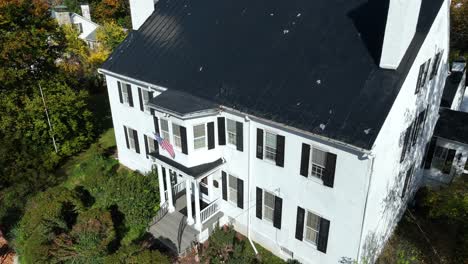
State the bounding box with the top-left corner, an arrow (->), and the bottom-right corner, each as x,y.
415,59 -> 431,94
305,211 -> 320,245
160,119 -> 170,142
311,148 -> 327,179
146,135 -> 157,153
264,131 -> 277,162
227,119 -> 237,146
118,81 -> 133,107
193,124 -> 206,150
123,126 -> 139,153
73,23 -> 83,34
172,124 -> 182,150
140,88 -> 152,113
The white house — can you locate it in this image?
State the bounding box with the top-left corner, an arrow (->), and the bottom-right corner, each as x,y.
98,0 -> 451,263
52,5 -> 100,49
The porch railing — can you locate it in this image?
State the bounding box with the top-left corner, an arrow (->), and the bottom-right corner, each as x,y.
173,181 -> 186,196
152,201 -> 169,225
200,198 -> 220,223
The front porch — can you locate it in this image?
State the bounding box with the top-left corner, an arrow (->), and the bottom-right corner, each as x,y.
148,155 -> 225,255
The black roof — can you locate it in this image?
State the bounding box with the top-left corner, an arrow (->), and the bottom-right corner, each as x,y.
149,89 -> 217,116
150,152 -> 224,178
102,0 -> 444,150
434,109 -> 468,145
441,71 -> 466,108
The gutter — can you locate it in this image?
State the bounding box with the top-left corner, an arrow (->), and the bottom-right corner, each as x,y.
97,68 -> 167,92
245,115 -> 259,255
356,152 -> 376,262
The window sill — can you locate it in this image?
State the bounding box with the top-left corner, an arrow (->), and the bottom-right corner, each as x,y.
303,239 -> 318,250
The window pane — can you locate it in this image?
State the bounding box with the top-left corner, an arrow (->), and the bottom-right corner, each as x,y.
160,119 -> 169,132
148,136 -> 156,152
312,149 -> 327,167
172,124 -> 181,137
265,132 -> 277,148
227,119 -> 237,145
305,227 -> 318,245
194,124 -> 205,138
306,212 -> 319,229
194,138 -> 205,149
264,191 -> 275,208
264,207 -> 274,222
229,175 -> 238,189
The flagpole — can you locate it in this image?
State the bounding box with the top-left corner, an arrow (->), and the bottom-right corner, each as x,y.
39,84 -> 58,153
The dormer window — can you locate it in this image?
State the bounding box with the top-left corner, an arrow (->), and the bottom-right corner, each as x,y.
172,124 -> 182,150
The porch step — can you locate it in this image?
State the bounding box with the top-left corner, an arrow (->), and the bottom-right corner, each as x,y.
148,210 -> 198,255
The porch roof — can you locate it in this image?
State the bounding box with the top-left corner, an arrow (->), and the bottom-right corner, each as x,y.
150,152 -> 224,178
434,109 -> 468,145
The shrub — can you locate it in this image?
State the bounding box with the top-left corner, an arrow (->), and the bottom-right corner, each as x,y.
104,244 -> 171,264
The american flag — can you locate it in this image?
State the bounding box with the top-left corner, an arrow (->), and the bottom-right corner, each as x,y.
154,133 -> 175,158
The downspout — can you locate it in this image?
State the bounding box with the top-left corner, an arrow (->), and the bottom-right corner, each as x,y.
245,115 -> 259,255
356,153 -> 376,262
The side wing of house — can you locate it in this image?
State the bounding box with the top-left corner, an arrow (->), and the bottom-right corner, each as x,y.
357,0 -> 450,262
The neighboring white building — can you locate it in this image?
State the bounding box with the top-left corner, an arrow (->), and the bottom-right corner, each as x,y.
99,0 -> 450,263
52,5 -> 100,49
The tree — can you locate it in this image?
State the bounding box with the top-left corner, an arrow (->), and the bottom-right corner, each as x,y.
96,21 -> 127,54
90,0 -> 131,28
104,244 -> 171,264
451,0 -> 468,59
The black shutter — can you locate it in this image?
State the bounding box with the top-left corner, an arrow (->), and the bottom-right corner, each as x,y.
222,171 -> 227,201
256,129 -> 264,159
153,139 -> 158,153
424,138 -> 437,169
117,81 -> 123,103
133,129 -> 140,153
400,126 -> 412,162
217,117 -> 226,145
180,126 -> 188,154
300,143 -> 311,177
151,111 -> 160,134
323,153 -> 337,188
317,218 -> 330,253
295,207 -> 305,241
207,122 -> 215,150
401,167 -> 413,198
144,135 -> 149,158
162,167 -> 167,191
126,84 -> 134,107
236,121 -> 244,151
256,187 -> 262,219
138,88 -> 144,111
273,196 -> 282,229
123,126 -> 129,149
443,149 -> 456,174
415,64 -> 424,94
237,178 -> 244,209
275,135 -> 285,167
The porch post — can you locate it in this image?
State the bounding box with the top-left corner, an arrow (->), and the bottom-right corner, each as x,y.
164,167 -> 175,213
207,174 -> 214,201
194,181 -> 202,231
185,179 -> 194,225
157,164 -> 166,206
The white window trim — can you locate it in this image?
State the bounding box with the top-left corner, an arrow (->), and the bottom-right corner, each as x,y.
159,118 -> 171,143
227,173 -> 238,206
262,190 -> 275,223
172,123 -> 182,151
309,147 -> 327,180
146,134 -> 156,153
121,82 -> 131,106
303,209 -> 321,247
193,123 -> 207,150
263,130 -> 277,164
141,88 -> 152,114
126,126 -> 137,152
226,119 -> 237,148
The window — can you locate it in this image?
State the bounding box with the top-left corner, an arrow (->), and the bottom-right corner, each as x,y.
304,211 -> 320,245
311,148 -> 327,179
160,119 -> 170,142
122,84 -> 130,105
264,131 -> 277,161
147,135 -> 156,153
228,174 -> 238,205
172,124 -> 182,150
415,59 -> 431,94
127,127 -> 137,151
142,89 -> 151,113
227,119 -> 237,146
432,146 -> 453,173
193,124 -> 206,149
73,23 -> 83,33
263,191 -> 275,222
430,52 -> 443,80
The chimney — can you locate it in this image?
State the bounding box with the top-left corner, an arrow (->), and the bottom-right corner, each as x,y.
129,0 -> 156,30
380,0 -> 422,69
80,4 -> 92,21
